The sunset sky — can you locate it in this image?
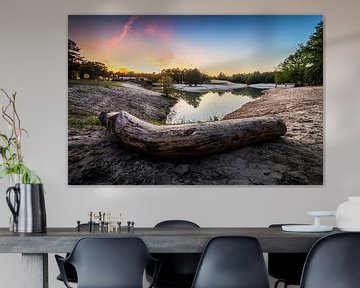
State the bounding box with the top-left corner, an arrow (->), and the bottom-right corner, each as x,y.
68,15 -> 323,76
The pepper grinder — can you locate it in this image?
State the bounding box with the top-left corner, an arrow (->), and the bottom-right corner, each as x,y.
98,211 -> 102,231
77,221 -> 81,232
88,212 -> 93,232
127,221 -> 135,233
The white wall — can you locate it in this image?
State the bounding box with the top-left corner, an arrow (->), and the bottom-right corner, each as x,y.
0,0 -> 360,287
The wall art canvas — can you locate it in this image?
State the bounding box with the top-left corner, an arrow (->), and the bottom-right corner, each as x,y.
68,15 -> 323,185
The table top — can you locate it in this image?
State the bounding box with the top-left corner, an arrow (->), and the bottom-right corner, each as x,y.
0,227 -> 339,254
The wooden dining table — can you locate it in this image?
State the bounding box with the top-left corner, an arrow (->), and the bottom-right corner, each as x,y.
0,226 -> 339,288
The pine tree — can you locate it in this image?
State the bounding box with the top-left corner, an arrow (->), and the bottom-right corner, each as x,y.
68,39 -> 83,79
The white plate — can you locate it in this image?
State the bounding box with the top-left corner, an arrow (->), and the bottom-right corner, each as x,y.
307,211 -> 336,217
282,225 -> 333,232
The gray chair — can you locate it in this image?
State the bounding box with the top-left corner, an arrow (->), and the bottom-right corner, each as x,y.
191,236 -> 270,288
147,220 -> 201,288
56,237 -> 160,288
300,232 -> 360,288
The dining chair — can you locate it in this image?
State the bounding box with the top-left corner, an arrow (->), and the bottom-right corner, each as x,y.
147,220 -> 201,288
55,237 -> 161,288
191,236 -> 270,288
300,232 -> 360,288
56,223 -> 99,284
268,224 -> 308,288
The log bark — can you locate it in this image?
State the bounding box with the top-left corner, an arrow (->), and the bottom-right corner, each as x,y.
100,111 -> 287,158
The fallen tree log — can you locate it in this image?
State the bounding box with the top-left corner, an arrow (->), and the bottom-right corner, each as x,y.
100,111 -> 287,158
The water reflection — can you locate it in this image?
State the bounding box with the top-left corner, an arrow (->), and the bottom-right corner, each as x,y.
167,88 -> 263,124
171,90 -> 204,108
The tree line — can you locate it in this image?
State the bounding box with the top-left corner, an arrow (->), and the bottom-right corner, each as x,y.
275,21 -> 323,86
68,41 -> 206,86
219,71 -> 275,85
68,39 -> 109,80
68,20 -> 322,87
215,21 -> 323,86
160,68 -> 204,86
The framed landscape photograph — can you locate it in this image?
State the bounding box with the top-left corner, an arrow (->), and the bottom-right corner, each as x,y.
68,15 -> 323,185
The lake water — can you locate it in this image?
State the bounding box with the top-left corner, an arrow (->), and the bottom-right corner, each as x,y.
166,87 -> 263,124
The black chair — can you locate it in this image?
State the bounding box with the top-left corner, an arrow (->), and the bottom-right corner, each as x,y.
155,220 -> 200,229
191,236 -> 270,288
56,262 -> 77,284
147,220 -> 201,288
268,224 -> 308,288
300,232 -> 360,288
55,237 -> 160,288
56,223 -> 99,284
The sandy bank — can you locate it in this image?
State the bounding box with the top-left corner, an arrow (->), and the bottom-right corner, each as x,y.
68,82 -> 173,122
248,83 -> 295,89
224,86 -> 323,148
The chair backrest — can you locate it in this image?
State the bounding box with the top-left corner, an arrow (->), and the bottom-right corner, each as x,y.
152,220 -> 201,286
268,224 -> 308,285
191,236 -> 270,288
67,237 -> 154,288
155,220 -> 200,228
300,232 -> 360,288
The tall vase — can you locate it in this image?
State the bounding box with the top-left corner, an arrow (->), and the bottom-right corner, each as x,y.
336,197 -> 360,231
6,183 -> 47,233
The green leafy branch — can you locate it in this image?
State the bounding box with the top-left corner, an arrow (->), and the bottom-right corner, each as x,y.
0,89 -> 41,184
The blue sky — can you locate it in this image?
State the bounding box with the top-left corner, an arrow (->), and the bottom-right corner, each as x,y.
69,15 -> 323,75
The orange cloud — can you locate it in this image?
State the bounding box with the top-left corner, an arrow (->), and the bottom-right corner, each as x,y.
108,16 -> 137,48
